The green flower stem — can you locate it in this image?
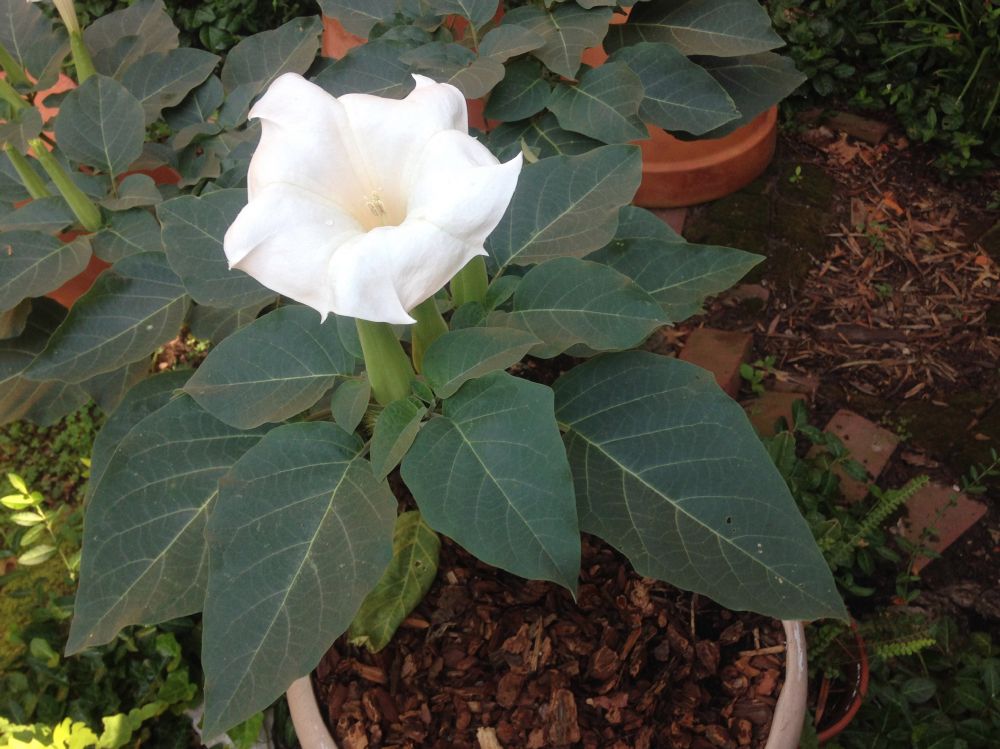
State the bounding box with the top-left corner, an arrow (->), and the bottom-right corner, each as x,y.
28,138 -> 102,232
0,76 -> 27,113
0,43 -> 29,89
450,255 -> 488,307
69,30 -> 96,83
410,297 -> 448,372
355,319 -> 414,405
4,144 -> 51,199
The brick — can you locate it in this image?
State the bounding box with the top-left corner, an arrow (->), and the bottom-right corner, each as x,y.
651,206 -> 688,235
679,328 -> 753,398
823,409 -> 900,503
746,391 -> 806,437
902,482 -> 988,573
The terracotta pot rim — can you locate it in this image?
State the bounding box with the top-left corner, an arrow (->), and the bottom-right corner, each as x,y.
286,619 -> 808,749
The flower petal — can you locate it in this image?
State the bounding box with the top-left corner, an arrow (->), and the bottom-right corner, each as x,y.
328,219 -> 485,325
247,73 -> 368,211
225,182 -> 363,316
337,76 -> 468,218
407,130 -> 523,248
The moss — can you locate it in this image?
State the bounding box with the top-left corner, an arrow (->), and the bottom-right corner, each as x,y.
777,163 -> 836,210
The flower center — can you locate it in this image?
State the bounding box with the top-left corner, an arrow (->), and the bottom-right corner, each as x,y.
357,189 -> 404,230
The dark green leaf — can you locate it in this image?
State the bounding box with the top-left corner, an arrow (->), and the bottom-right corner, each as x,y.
122,48 -> 220,125
54,75 -> 145,178
0,232 -> 90,309
605,0 -> 783,57
220,16 -> 322,101
348,511 -> 440,652
478,25 -> 546,62
587,206 -> 761,321
66,394 -> 268,654
25,252 -> 188,383
554,352 -> 846,621
164,75 -> 224,130
201,422 -> 395,736
330,377 -> 371,434
0,196 -> 75,233
0,298 -> 31,339
184,305 -> 356,429
610,43 -> 739,135
370,396 -> 426,480
901,677 -> 937,704
0,298 -> 87,425
158,189 -> 273,309
100,174 -> 161,210
316,0 -> 397,37
487,145 -> 641,269
503,4 -> 612,79
548,63 -> 646,143
92,208 -> 163,262
434,0 -> 498,27
401,43 -> 504,99
402,372 -> 579,591
0,107 -> 43,154
83,0 -> 179,79
312,39 -> 414,98
0,0 -> 68,84
695,52 -> 805,136
484,59 -> 550,121
489,257 -> 666,357
186,301 -> 271,344
487,112 -> 603,161
422,326 -> 539,398
81,359 -> 149,414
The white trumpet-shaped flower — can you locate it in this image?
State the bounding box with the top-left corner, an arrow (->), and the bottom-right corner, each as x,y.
28,0 -> 80,34
224,73 -> 522,324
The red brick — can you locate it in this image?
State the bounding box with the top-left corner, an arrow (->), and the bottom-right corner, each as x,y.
823,409 -> 899,502
651,207 -> 688,235
902,482 -> 988,573
745,391 -> 806,437
679,328 -> 753,398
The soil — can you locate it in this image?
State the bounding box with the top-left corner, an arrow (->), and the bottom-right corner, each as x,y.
314,536 -> 787,749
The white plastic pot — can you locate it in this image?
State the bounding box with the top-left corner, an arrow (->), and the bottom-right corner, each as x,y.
287,620 -> 808,749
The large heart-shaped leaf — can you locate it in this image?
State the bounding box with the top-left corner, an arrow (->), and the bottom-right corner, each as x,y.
401,43 -> 505,99
348,511 -> 440,652
312,39 -> 415,98
158,189 -> 273,309
83,0 -> 179,79
370,396 -> 426,480
66,394 -> 269,654
0,232 -> 90,309
489,257 -> 667,357
487,112 -> 603,162
92,208 -> 163,262
0,0 -> 68,85
122,48 -> 220,124
504,4 -> 612,79
185,305 -> 356,429
478,25 -> 546,63
25,252 -> 189,384
402,372 -> 580,591
0,197 -> 75,234
201,422 -> 395,737
54,75 -> 145,178
610,42 -> 739,135
487,145 -> 641,270
0,298 -> 87,426
548,62 -> 647,144
605,0 -> 784,57
484,58 -> 550,121
421,326 -> 539,399
0,107 -> 43,154
587,206 -> 761,321
434,0 -> 498,27
553,351 -> 847,621
316,0 -> 396,37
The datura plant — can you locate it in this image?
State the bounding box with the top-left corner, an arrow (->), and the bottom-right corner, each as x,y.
0,0 -> 844,738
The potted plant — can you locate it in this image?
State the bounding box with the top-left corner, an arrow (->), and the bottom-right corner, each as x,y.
1,0 -> 845,745
317,0 -> 804,206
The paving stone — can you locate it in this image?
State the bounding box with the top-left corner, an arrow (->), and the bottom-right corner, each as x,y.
825,112 -> 892,145
824,409 -> 900,502
679,328 -> 753,398
651,207 -> 688,234
902,482 -> 989,573
746,391 -> 806,437
772,371 -> 820,398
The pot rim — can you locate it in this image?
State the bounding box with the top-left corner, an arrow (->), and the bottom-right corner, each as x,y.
287,619 -> 808,749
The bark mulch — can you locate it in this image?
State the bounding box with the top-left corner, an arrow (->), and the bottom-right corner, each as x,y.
314,537 -> 787,749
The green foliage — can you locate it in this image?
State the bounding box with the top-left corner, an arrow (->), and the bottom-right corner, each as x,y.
771,0 -> 1000,172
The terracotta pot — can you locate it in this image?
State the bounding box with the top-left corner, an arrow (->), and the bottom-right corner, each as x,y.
286,620 -> 808,749
320,16 -> 492,132
814,624 -> 869,743
581,11 -> 777,208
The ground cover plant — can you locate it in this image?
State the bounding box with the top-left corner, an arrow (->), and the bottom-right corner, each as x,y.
0,0 -> 844,739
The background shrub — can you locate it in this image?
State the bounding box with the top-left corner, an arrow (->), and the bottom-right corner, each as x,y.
770,0 -> 1000,173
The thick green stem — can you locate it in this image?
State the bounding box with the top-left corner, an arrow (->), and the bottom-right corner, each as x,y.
4,145 -> 51,199
69,30 -> 96,83
410,297 -> 448,372
29,138 -> 102,232
450,256 -> 488,307
0,76 -> 27,113
0,42 -> 29,89
356,319 -> 415,405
